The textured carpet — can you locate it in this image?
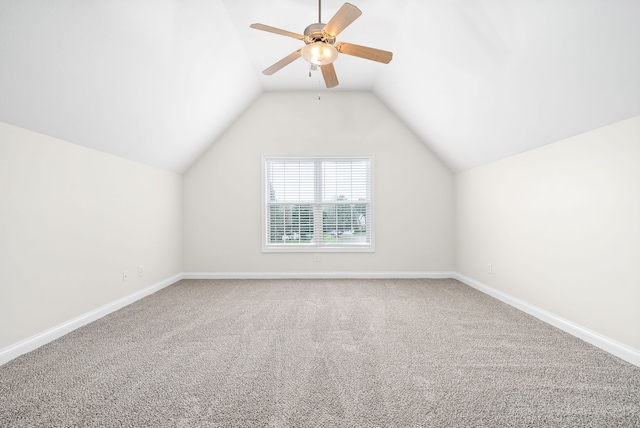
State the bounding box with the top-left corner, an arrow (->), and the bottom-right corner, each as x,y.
1,278 -> 639,427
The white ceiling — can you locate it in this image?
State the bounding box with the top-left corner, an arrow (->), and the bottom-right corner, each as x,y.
1,0 -> 639,173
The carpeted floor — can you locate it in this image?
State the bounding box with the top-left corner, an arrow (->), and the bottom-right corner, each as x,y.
1,278 -> 639,427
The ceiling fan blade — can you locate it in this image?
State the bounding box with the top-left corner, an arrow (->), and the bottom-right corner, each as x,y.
320,63 -> 339,88
262,50 -> 302,75
336,42 -> 393,64
323,3 -> 362,38
250,23 -> 305,40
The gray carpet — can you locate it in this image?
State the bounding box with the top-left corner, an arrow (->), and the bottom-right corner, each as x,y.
1,278 -> 639,427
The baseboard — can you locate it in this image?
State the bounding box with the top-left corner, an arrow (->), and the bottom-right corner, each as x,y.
453,273 -> 640,368
0,273 -> 184,367
183,271 -> 456,280
3,271 -> 638,369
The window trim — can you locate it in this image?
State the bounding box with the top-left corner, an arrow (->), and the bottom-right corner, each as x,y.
262,154 -> 375,253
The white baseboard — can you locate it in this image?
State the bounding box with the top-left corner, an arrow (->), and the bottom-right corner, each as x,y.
452,273 -> 640,368
3,271 -> 638,369
0,273 -> 184,366
183,271 -> 456,280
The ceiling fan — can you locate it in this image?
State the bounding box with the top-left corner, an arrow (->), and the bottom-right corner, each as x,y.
250,1 -> 393,88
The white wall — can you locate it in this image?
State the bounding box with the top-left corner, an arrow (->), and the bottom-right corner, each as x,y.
2,97 -> 637,363
0,122 -> 183,350
455,116 -> 640,351
183,92 -> 454,275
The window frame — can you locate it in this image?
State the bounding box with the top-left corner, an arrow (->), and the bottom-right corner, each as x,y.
262,155 -> 375,253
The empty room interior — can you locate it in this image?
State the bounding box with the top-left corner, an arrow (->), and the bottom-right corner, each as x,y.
1,0 -> 639,426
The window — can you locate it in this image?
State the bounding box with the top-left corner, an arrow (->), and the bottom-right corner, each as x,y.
263,155 -> 373,252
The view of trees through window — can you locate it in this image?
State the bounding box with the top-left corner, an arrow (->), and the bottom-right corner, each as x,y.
264,157 -> 372,249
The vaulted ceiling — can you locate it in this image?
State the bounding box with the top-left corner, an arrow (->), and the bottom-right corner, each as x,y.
1,0 -> 639,173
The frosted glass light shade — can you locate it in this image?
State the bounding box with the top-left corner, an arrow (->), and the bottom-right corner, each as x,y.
300,42 -> 338,65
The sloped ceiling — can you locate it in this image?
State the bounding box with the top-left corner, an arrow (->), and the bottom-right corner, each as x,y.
1,0 -> 639,173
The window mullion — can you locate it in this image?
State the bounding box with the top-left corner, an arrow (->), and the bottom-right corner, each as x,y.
313,159 -> 322,245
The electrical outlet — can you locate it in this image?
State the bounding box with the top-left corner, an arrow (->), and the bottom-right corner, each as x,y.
487,263 -> 493,274
314,253 -> 320,262
138,265 -> 144,277
123,270 -> 128,282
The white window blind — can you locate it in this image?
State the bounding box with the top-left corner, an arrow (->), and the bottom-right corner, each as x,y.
263,156 -> 373,252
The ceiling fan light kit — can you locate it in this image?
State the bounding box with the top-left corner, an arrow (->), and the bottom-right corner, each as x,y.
301,41 -> 338,65
250,1 -> 393,88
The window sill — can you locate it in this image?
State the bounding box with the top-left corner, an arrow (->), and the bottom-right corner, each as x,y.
263,245 -> 375,253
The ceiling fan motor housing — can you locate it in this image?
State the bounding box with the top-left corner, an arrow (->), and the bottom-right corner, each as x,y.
304,23 -> 335,45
